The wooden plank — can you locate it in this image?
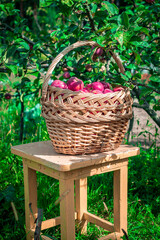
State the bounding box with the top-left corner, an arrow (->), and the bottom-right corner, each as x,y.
30,212 -> 77,237
23,158 -> 61,180
23,161 -> 37,240
30,213 -> 78,237
98,232 -> 122,240
59,179 -> 75,240
75,178 -> 87,233
11,141 -> 140,172
63,159 -> 128,180
114,165 -> 128,234
83,212 -> 114,233
23,157 -> 129,181
41,216 -> 61,230
40,212 -> 77,230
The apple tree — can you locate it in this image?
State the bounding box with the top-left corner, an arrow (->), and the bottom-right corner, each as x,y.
0,0 -> 160,141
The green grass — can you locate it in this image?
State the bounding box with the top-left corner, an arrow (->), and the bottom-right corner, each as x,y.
0,98 -> 160,239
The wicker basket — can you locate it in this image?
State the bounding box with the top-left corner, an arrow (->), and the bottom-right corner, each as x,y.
41,41 -> 133,155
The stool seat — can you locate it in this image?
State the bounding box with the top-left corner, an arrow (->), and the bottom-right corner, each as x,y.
11,141 -> 140,240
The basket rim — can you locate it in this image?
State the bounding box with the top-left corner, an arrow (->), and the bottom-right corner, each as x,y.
41,85 -> 133,124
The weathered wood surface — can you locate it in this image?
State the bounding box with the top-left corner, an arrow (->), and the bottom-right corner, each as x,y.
114,166 -> 128,234
59,178 -> 75,240
75,178 -> 87,233
11,141 -> 140,171
23,163 -> 37,240
83,211 -> 114,232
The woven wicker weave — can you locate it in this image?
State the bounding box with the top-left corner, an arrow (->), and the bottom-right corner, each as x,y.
41,41 -> 133,155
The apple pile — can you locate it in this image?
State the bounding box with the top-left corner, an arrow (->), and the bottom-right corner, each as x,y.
5,93 -> 12,100
51,78 -> 123,94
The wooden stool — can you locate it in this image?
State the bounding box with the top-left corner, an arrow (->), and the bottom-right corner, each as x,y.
11,141 -> 139,240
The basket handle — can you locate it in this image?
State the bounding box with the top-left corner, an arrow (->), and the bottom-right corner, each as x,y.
42,40 -> 125,98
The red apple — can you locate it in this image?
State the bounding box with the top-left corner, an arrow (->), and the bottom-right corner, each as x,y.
91,90 -> 103,94
67,77 -> 79,86
103,89 -> 113,94
67,77 -> 84,91
92,82 -> 104,92
5,93 -> 12,100
67,77 -> 81,90
113,87 -> 124,92
63,72 -> 70,79
95,47 -> 103,56
29,43 -> 33,50
85,64 -> 92,72
63,67 -> 68,72
81,88 -> 89,93
70,80 -> 84,91
51,80 -> 68,89
85,83 -> 93,91
101,81 -> 111,89
145,0 -> 155,3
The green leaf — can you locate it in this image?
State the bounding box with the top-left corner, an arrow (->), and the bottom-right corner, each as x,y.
5,64 -> 18,75
125,71 -> 132,79
121,12 -> 129,29
29,71 -> 40,78
115,31 -> 123,46
120,73 -> 129,81
15,38 -> 23,43
61,0 -> 74,7
130,41 -> 141,47
96,36 -> 106,46
0,73 -> 9,82
126,64 -> 137,70
153,104 -> 160,111
6,46 -> 17,58
125,9 -> 134,16
123,31 -> 132,46
133,73 -> 141,80
101,1 -> 118,17
0,4 -> 5,11
134,25 -> 142,31
67,60 -> 73,67
149,76 -> 160,83
19,41 -> 30,50
91,3 -> 98,13
134,52 -> 141,65
140,27 -> 149,35
40,0 -> 55,7
33,43 -> 41,50
3,185 -> 16,202
21,77 -> 31,83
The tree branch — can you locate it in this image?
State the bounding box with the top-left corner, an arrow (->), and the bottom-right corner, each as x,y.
1,23 -> 53,60
132,82 -> 160,94
84,4 -> 97,32
21,35 -> 53,60
33,1 -> 42,31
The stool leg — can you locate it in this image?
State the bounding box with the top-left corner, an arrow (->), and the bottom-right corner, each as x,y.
75,178 -> 87,234
59,179 -> 75,240
23,160 -> 37,240
113,164 -> 128,235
